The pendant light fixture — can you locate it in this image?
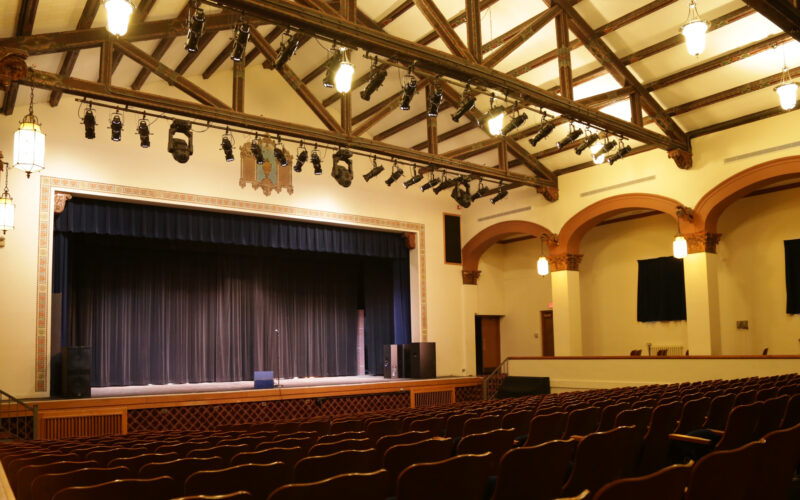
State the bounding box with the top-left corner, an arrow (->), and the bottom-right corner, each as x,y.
681,0 -> 708,57
672,214 -> 688,259
13,88 -> 46,177
335,49 -> 355,93
775,45 -> 798,111
104,0 -> 135,36
537,235 -> 550,276
0,161 -> 14,234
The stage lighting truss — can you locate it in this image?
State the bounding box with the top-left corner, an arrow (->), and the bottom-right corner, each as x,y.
221,129 -> 235,162
82,105 -> 96,140
607,140 -> 632,165
360,56 -> 387,101
109,110 -> 124,142
402,166 -> 423,188
481,93 -> 505,136
274,31 -> 301,70
575,132 -> 600,155
471,180 -> 490,201
432,175 -> 458,195
250,134 -> 265,165
400,68 -> 417,111
363,156 -> 385,182
556,122 -> 584,150
451,177 -> 472,208
230,20 -> 250,62
420,172 -> 440,192
331,146 -> 354,187
502,103 -> 528,136
593,138 -> 618,165
491,186 -> 508,204
137,115 -> 151,148
451,84 -> 476,123
528,113 -> 555,147
185,4 -> 205,53
385,159 -> 404,186
293,142 -> 308,172
273,136 -> 288,167
311,145 -> 323,175
428,83 -> 444,117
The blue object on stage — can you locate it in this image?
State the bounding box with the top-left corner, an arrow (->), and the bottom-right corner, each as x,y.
254,371 -> 275,389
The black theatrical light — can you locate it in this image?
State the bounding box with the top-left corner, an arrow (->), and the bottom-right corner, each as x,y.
230,22 -> 250,62
322,51 -> 342,88
311,147 -> 323,175
528,118 -> 555,147
403,167 -> 423,188
451,179 -> 472,208
331,147 -> 354,187
451,85 -> 476,122
556,124 -> 584,149
428,85 -> 444,117
481,94 -> 505,136
293,143 -> 308,172
433,176 -> 458,195
471,181 -> 490,201
385,160 -> 404,186
137,118 -> 150,148
251,136 -> 265,165
82,107 -> 96,139
400,71 -> 417,110
363,156 -> 384,182
575,133 -> 599,155
273,137 -> 288,167
185,7 -> 205,53
110,112 -> 123,142
221,130 -> 235,162
607,144 -> 632,165
360,57 -> 387,101
274,32 -> 301,70
491,188 -> 508,204
593,139 -> 617,164
420,173 -> 440,192
502,112 -> 528,136
167,120 -> 193,163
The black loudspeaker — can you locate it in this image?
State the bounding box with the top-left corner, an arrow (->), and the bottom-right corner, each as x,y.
497,376 -> 550,398
402,342 -> 436,379
383,345 -> 399,379
62,346 -> 91,398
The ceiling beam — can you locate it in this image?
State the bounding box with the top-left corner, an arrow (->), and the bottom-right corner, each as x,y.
465,0 -> 482,63
505,138 -> 556,182
483,6 -> 559,69
3,0 -> 38,115
212,0 -> 686,152
233,60 -> 245,112
741,0 -> 800,42
114,39 -> 229,108
108,0 -> 158,79
555,12 -> 572,100
340,0 -> 355,135
552,144 -> 658,176
413,0 -> 476,63
426,85 -> 438,154
49,0 -> 101,107
687,106 -> 799,139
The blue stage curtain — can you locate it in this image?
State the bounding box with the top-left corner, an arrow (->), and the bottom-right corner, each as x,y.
393,257 -> 412,345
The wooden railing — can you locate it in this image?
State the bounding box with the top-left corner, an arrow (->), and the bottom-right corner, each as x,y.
0,389 -> 38,440
482,357 -> 510,400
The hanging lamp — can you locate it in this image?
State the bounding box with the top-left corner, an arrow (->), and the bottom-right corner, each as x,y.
13,88 -> 45,177
681,0 -> 708,57
775,45 -> 797,110
104,0 -> 135,36
0,161 -> 15,234
537,235 -> 550,276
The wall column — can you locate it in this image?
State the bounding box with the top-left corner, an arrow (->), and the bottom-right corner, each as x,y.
549,254 -> 583,355
684,232 -> 722,355
461,281 -> 479,376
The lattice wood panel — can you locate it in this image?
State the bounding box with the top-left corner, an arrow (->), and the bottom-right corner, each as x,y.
455,384 -> 483,402
39,409 -> 126,439
412,389 -> 454,408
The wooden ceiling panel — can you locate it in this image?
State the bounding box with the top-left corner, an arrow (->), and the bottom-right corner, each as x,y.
674,85 -> 783,131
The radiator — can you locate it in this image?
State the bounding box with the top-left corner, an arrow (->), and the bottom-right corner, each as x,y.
39,409 -> 126,439
650,345 -> 684,356
412,389 -> 454,408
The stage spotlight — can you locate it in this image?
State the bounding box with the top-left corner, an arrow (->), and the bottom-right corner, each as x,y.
385,160 -> 404,186
230,22 -> 250,62
82,107 -> 96,139
451,85 -> 476,122
109,111 -> 123,142
400,71 -> 417,110
363,156 -> 384,182
502,111 -> 528,136
273,138 -> 288,167
593,139 -> 617,164
221,130 -> 235,162
274,32 -> 301,70
360,57 -> 387,101
137,118 -> 150,148
471,181 -> 489,201
491,188 -> 508,205
185,6 -> 205,53
334,50 -> 354,93
322,51 -> 342,89
311,147 -> 323,175
331,147 -> 353,187
575,133 -> 599,155
433,176 -> 458,195
481,94 -> 505,136
451,179 -> 472,208
556,124 -> 583,149
403,167 -> 423,188
251,136 -> 265,165
420,173 -> 440,192
293,143 -> 308,172
428,85 -> 444,117
167,120 -> 193,163
607,143 -> 632,165
528,117 -> 555,147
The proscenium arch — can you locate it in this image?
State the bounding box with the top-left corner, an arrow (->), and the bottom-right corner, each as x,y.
462,220 -> 555,279
555,193 -> 687,256
694,155 -> 800,234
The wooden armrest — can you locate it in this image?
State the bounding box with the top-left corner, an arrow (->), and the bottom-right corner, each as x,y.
668,433 -> 712,445
569,435 -> 586,442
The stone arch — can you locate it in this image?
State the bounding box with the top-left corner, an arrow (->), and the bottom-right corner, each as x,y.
554,193 -> 687,257
461,220 -> 555,284
694,155 -> 800,234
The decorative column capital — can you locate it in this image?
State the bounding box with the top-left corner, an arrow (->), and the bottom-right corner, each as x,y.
549,253 -> 583,271
462,269 -> 481,285
668,148 -> 693,169
53,192 -> 72,214
687,232 -> 721,254
536,185 -> 559,202
403,232 -> 416,250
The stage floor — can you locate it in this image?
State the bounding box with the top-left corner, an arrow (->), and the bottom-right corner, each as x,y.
90,375 -> 406,398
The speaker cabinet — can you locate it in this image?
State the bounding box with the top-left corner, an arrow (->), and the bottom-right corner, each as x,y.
383,345 -> 399,379
402,342 -> 436,379
62,346 -> 91,398
254,370 -> 275,389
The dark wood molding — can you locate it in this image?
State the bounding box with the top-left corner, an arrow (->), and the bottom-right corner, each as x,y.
555,12 -> 572,101
742,0 -> 800,42
413,0 -> 476,63
465,0 -> 482,63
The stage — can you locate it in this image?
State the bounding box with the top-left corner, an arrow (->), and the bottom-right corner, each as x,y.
21,376 -> 484,440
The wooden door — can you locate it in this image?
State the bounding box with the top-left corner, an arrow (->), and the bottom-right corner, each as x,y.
480,316 -> 501,374
540,310 -> 554,357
